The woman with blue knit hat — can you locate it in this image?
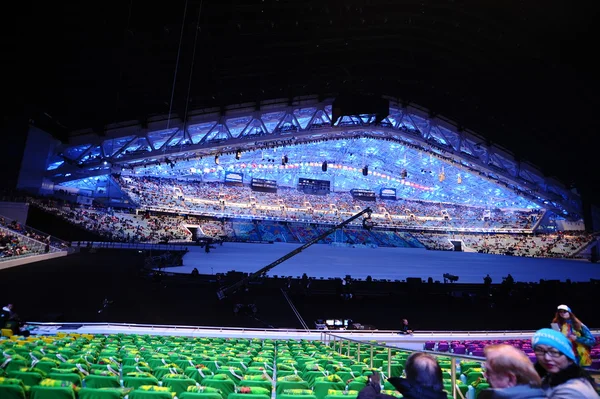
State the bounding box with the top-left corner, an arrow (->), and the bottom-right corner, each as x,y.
532,328 -> 598,398
552,304 -> 595,367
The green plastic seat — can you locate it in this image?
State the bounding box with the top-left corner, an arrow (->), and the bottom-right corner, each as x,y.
34,361 -> 60,375
83,374 -> 121,389
239,379 -> 273,392
184,367 -> 214,383
312,381 -> 345,399
162,376 -> 197,396
30,385 -> 76,399
275,380 -> 310,395
47,372 -> 82,387
228,393 -> 270,399
7,370 -> 44,386
128,390 -> 173,399
201,378 -> 235,399
179,393 -> 223,399
123,376 -> 160,389
78,388 -> 128,399
0,384 -> 26,399
277,395 -> 318,399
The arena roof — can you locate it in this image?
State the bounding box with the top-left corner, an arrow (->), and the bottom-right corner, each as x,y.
5,0 -> 600,206
49,96 -> 578,215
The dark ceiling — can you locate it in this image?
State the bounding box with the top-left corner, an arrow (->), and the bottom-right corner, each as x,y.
4,0 -> 600,202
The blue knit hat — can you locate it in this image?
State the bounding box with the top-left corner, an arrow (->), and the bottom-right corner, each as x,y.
532,328 -> 576,363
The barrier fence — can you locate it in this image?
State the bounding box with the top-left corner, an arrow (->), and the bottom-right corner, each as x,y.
321,332 -> 481,399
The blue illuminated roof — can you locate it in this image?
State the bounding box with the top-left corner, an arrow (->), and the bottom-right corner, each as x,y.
49,96 -> 580,216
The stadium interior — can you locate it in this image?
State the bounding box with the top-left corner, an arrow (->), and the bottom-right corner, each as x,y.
1,1 -> 600,397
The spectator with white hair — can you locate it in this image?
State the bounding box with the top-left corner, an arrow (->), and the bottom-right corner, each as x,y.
480,344 -> 545,398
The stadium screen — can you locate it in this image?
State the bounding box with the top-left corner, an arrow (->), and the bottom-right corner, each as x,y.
298,178 -> 330,195
224,171 -> 244,186
380,188 -> 396,200
251,178 -> 277,193
350,188 -> 376,201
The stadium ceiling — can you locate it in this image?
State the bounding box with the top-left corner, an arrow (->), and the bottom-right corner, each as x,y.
48,96 -> 580,217
12,1 -> 598,208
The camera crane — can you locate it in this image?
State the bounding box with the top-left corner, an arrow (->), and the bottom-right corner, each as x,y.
217,207 -> 373,300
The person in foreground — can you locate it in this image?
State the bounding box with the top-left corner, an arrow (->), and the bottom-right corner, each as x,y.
552,304 -> 595,367
532,328 -> 598,398
479,344 -> 545,398
387,352 -> 447,399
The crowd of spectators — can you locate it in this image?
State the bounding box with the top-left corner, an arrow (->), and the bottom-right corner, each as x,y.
21,177 -> 594,259
0,230 -> 31,258
117,176 -> 543,232
31,198 -> 192,243
411,231 -> 594,258
0,215 -> 68,259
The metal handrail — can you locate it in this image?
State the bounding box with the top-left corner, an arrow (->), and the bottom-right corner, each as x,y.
24,321 -> 600,335
321,332 -> 484,399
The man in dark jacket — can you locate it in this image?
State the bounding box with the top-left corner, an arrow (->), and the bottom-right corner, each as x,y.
399,319 -> 413,335
388,353 -> 447,399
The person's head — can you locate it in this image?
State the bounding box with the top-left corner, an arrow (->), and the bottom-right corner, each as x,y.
402,319 -> 408,325
483,344 -> 541,389
532,328 -> 577,374
404,352 -> 444,391
552,304 -> 583,330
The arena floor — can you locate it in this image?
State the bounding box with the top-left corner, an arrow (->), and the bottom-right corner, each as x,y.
162,242 -> 600,283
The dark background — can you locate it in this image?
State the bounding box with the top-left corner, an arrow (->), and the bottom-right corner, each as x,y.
2,0 -> 599,205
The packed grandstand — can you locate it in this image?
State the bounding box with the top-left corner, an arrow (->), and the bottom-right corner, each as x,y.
25,172 -> 593,260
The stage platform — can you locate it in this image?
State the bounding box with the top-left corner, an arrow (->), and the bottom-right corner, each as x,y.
161,242 -> 600,284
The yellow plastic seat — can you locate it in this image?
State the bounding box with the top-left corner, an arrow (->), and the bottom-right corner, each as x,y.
2,328 -> 14,337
